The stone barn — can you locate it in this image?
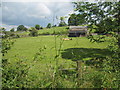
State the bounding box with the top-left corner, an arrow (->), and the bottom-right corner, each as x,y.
68,26 -> 88,37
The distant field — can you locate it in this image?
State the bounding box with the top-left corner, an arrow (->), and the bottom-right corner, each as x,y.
38,27 -> 69,35
15,27 -> 69,37
14,26 -> 98,37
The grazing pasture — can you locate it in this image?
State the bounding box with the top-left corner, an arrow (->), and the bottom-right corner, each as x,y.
3,35 -> 114,88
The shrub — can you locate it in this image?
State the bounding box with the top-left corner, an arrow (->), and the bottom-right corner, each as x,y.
15,34 -> 20,38
2,58 -> 30,88
47,23 -> 52,28
29,27 -> 38,37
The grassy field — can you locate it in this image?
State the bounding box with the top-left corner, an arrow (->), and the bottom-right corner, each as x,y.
4,35 -> 110,62
3,34 -> 113,87
38,27 -> 69,35
15,27 -> 69,37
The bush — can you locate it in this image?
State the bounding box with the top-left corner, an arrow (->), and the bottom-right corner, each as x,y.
15,34 -> 20,38
42,32 -> 50,35
46,23 -> 52,28
2,58 -> 30,88
29,27 -> 38,37
40,27 -> 43,29
59,22 -> 67,27
1,38 -> 15,56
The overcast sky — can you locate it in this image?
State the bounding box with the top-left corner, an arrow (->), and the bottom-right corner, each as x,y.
1,0 -> 117,31
1,0 -> 77,30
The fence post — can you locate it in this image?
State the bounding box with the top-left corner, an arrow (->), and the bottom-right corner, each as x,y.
76,60 -> 82,87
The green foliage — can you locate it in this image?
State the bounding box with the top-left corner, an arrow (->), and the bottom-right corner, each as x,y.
1,38 -> 15,56
68,13 -> 86,26
46,23 -> 52,28
29,27 -> 38,37
10,28 -> 14,32
74,1 -> 120,88
2,58 -> 30,88
3,35 -> 119,88
52,25 -> 57,27
2,31 -> 21,39
59,22 -> 67,27
59,16 -> 67,27
1,27 -> 6,31
40,26 -> 43,29
17,25 -> 27,31
15,34 -> 20,38
35,24 -> 41,30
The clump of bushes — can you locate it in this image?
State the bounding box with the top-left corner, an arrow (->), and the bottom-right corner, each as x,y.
1,38 -> 15,56
29,27 -> 38,37
2,58 -> 30,88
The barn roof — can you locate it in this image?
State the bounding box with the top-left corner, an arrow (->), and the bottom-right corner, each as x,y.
69,26 -> 87,29
69,26 -> 87,33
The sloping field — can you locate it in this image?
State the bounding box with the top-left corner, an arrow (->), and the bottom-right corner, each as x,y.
3,35 -> 112,88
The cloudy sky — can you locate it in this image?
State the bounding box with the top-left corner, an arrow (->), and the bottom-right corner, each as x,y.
1,0 -> 78,30
1,0 -> 116,31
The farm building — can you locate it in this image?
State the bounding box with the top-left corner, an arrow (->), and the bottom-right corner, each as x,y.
68,26 -> 88,37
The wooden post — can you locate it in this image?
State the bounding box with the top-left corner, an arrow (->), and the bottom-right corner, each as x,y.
76,61 -> 82,87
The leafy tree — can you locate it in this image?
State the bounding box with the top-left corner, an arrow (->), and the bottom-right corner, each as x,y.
17,25 -> 27,31
59,16 -> 67,27
29,27 -> 38,37
59,22 -> 67,27
1,27 -> 6,34
52,25 -> 57,27
74,1 -> 120,46
1,27 -> 6,31
68,13 -> 86,26
40,27 -> 43,29
10,28 -> 15,32
73,1 -> 120,87
24,27 -> 28,31
46,23 -> 51,28
35,24 -> 41,30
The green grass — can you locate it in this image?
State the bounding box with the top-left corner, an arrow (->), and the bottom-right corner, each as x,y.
5,35 -> 109,61
38,26 -> 68,35
15,27 -> 69,37
3,35 -> 113,88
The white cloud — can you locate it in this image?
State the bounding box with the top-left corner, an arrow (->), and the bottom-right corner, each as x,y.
2,0 -> 119,2
3,0 -> 77,2
2,2 -> 74,27
27,3 -> 51,18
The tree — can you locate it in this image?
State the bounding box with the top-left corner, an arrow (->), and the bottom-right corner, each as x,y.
40,27 -> 43,29
52,25 -> 57,27
29,27 -> 38,37
17,25 -> 27,31
1,27 -> 6,31
68,13 -> 86,26
24,27 -> 28,31
73,1 -> 120,87
10,28 -> 14,32
59,22 -> 67,27
46,23 -> 51,28
59,16 -> 67,27
74,1 -> 120,46
1,27 -> 6,34
35,24 -> 41,30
